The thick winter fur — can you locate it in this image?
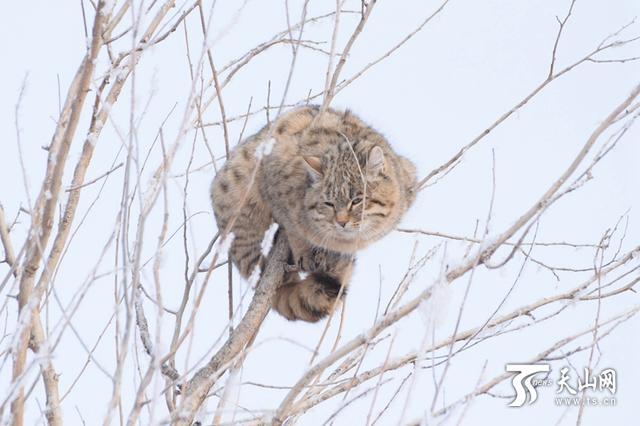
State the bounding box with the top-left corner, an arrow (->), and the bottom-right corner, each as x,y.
211,106 -> 416,322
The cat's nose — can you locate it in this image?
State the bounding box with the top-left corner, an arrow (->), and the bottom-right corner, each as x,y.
335,211 -> 349,227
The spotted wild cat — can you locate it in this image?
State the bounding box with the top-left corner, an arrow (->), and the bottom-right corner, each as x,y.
210,106 -> 416,322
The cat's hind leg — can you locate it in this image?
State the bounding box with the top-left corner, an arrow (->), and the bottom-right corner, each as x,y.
212,182 -> 272,279
226,201 -> 273,278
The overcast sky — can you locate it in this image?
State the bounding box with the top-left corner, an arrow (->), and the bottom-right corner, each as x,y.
1,1 -> 639,425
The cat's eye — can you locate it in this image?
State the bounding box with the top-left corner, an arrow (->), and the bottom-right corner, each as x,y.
352,197 -> 363,205
324,202 -> 334,208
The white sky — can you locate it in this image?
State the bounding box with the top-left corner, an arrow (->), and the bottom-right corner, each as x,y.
1,0 -> 639,425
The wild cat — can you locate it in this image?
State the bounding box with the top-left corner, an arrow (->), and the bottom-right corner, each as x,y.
211,106 -> 416,322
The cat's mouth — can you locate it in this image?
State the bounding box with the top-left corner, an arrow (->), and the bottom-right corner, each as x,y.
332,223 -> 367,239
304,223 -> 369,252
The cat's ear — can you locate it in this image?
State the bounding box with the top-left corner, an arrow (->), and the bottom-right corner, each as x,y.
366,146 -> 385,178
303,156 -> 323,180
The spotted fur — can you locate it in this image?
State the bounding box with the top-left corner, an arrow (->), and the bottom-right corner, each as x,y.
211,106 -> 416,322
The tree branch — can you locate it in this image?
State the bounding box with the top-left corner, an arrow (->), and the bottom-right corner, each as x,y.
173,230 -> 289,425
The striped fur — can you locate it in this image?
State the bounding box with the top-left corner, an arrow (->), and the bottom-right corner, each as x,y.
211,106 -> 416,322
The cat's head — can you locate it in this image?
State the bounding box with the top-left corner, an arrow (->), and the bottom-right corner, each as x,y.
301,138 -> 407,252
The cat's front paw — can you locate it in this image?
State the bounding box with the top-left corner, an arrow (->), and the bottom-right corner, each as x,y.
283,263 -> 300,273
297,254 -> 313,272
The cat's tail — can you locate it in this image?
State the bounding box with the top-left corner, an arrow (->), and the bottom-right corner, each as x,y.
273,272 -> 346,322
